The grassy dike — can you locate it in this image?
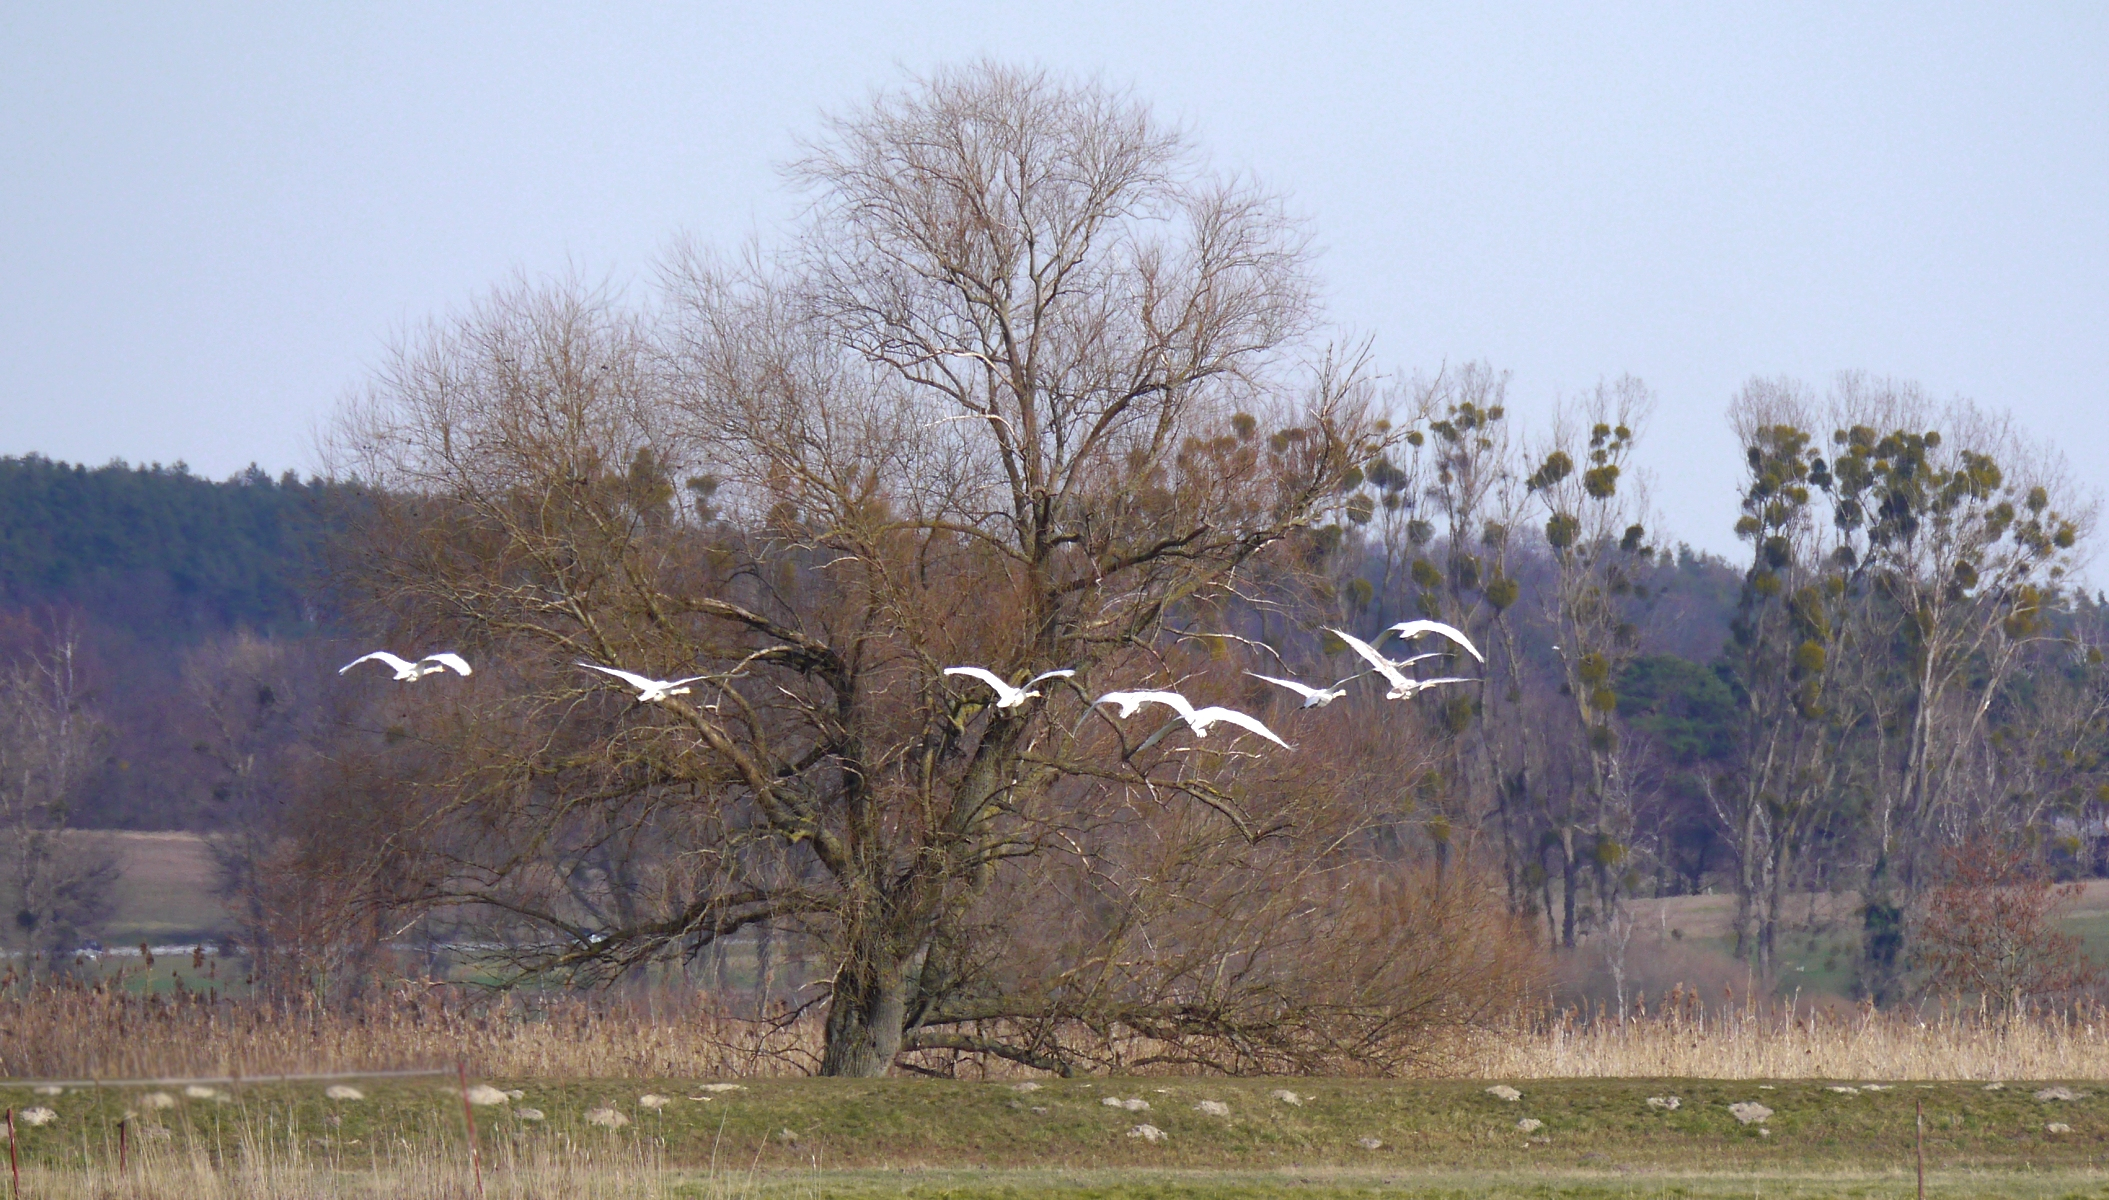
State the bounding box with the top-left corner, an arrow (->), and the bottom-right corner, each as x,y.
3,1076 -> 2108,1196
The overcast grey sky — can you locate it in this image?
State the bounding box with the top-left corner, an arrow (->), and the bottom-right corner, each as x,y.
3,4 -> 2103,555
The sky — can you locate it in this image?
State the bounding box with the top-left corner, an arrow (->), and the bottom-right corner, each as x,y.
3,4 -> 2104,557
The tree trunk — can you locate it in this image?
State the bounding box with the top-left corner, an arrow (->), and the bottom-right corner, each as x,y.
819,944 -> 914,1077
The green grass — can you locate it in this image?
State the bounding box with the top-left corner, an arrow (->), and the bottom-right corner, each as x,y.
6,1077 -> 2109,1175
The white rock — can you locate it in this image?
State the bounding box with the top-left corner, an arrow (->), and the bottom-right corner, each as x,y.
463,1085 -> 510,1106
325,1085 -> 365,1101
1516,1117 -> 1543,1132
639,1094 -> 672,1110
1357,1136 -> 1383,1150
585,1107 -> 628,1128
1729,1102 -> 1773,1125
184,1086 -> 221,1100
517,1108 -> 545,1122
1485,1085 -> 1521,1102
1126,1123 -> 1167,1143
1859,1084 -> 1890,1092
31,1086 -> 61,1097
1122,1097 -> 1149,1112
1010,1081 -> 1042,1093
2048,1122 -> 2073,1134
1827,1086 -> 1860,1095
1100,1095 -> 1124,1107
693,1082 -> 745,1093
1984,1082 -> 2006,1091
1271,1089 -> 1305,1106
1195,1100 -> 1231,1117
505,1090 -> 525,1101
17,1108 -> 55,1127
2036,1087 -> 2085,1102
138,1093 -> 176,1110
1646,1096 -> 1681,1110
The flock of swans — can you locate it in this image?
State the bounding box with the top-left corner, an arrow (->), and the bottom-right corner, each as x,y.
338,620 -> 1484,753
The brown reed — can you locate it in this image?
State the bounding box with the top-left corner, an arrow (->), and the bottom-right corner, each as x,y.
10,971 -> 2109,1084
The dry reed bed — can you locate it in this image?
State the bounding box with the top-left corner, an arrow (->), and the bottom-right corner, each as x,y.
1472,998 -> 2109,1081
11,979 -> 2109,1082
0,983 -> 818,1081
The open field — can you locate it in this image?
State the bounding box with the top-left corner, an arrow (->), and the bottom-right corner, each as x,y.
75,830 -> 231,945
3,1077 -> 2109,1197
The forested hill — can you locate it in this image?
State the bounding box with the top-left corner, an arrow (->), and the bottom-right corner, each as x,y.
0,455 -> 345,640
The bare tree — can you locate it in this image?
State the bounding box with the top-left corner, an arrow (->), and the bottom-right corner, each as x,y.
0,630 -> 114,970
328,65 -> 1496,1077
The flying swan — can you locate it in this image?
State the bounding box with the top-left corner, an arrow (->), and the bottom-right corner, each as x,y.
339,651 -> 473,681
1330,630 -> 1479,701
942,667 -> 1076,709
576,662 -> 709,703
1243,671 -> 1357,708
1091,689 -> 1290,749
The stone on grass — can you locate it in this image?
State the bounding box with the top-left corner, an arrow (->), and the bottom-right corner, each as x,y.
1126,1123 -> 1167,1143
517,1108 -> 545,1122
1516,1117 -> 1543,1133
639,1094 -> 671,1110
1859,1084 -> 1890,1091
1485,1085 -> 1521,1102
1100,1095 -> 1148,1111
1195,1100 -> 1231,1117
1827,1086 -> 1860,1095
2036,1087 -> 2085,1102
694,1082 -> 746,1093
1984,1082 -> 2006,1091
31,1086 -> 61,1097
138,1093 -> 176,1110
325,1085 -> 365,1101
1357,1137 -> 1383,1150
506,1089 -> 525,1101
1271,1089 -> 1305,1106
18,1108 -> 55,1127
184,1085 -> 222,1100
1646,1096 -> 1680,1110
1011,1081 -> 1042,1093
1728,1102 -> 1773,1125
2048,1122 -> 2072,1134
585,1107 -> 629,1129
464,1085 -> 510,1106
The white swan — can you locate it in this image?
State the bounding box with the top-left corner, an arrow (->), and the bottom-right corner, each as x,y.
1331,629 -> 1479,701
1244,671 -> 1356,708
577,662 -> 709,703
942,667 -> 1076,709
1091,689 -> 1290,749
339,651 -> 472,681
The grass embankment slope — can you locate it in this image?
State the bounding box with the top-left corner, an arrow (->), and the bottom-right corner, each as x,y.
7,1076 -> 2109,1197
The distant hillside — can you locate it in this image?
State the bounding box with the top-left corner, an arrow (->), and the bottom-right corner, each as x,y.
0,455 -> 346,640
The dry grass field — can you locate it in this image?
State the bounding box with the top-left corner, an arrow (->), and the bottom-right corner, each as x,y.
75,830 -> 231,944
36,850 -> 2109,1193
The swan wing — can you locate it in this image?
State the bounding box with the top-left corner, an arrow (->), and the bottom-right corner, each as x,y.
1386,619 -> 1485,663
1093,690 -> 1195,721
943,667 -> 1018,701
1330,629 -> 1409,689
340,651 -> 412,675
419,653 -> 473,677
577,662 -> 660,692
1024,668 -> 1077,688
1191,706 -> 1291,749
1244,671 -> 1321,700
